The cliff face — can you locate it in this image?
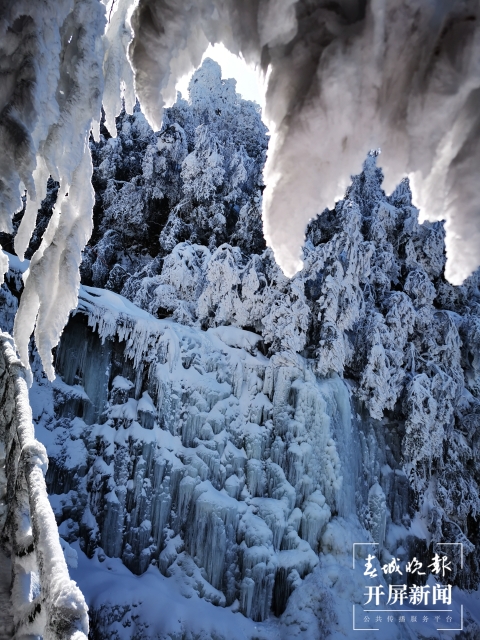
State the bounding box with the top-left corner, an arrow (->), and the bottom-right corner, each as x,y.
46,288 -> 348,622
1,58 -> 479,638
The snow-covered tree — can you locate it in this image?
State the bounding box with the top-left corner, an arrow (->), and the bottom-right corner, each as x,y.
82,59 -> 268,296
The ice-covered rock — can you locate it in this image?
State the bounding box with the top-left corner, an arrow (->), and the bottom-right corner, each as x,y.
42,286 -> 355,623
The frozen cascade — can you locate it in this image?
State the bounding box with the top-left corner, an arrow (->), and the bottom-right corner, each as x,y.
318,375 -> 358,518
43,286 -> 355,622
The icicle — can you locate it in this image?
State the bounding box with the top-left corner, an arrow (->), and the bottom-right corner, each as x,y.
102,0 -> 136,138
368,481 -> 387,547
0,251 -> 8,289
14,144 -> 95,381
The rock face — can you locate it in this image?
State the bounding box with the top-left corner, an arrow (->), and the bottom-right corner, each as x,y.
47,292 -> 348,621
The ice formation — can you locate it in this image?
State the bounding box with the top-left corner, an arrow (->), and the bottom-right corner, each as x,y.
127,0 -> 480,281
0,0 -> 105,382
42,283 -> 349,624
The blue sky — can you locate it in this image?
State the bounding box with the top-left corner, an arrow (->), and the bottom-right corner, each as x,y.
175,43 -> 264,106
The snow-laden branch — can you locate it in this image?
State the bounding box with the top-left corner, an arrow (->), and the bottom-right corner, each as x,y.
0,332 -> 88,639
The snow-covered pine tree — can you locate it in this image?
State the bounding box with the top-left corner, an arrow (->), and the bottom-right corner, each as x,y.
82,59 -> 268,297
